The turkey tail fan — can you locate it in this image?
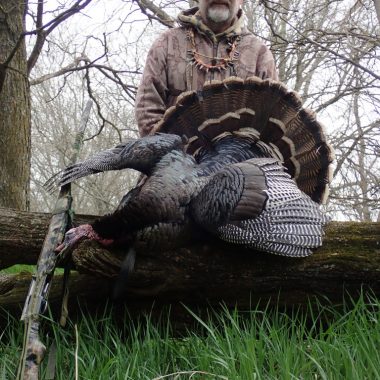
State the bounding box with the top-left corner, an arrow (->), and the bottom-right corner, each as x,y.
154,76 -> 334,204
191,158 -> 326,257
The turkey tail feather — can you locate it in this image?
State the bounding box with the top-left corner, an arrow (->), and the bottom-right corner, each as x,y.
155,76 -> 334,205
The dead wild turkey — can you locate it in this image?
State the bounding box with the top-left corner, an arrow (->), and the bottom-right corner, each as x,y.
54,76 -> 334,261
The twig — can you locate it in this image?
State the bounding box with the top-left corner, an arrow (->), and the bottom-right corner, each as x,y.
260,0 -> 380,81
83,67 -> 123,142
133,0 -> 176,28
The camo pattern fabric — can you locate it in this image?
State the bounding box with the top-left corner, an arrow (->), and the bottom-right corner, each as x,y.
135,7 -> 278,137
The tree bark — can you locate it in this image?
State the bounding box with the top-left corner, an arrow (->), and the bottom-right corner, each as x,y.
0,207 -> 379,316
0,207 -> 98,269
0,1 -> 31,210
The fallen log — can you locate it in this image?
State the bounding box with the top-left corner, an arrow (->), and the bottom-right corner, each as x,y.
0,207 -> 98,269
0,207 -> 379,317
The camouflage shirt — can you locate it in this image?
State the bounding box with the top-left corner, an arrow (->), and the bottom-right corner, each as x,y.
135,7 -> 278,137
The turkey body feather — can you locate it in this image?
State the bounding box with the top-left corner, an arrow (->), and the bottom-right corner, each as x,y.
54,76 -> 334,261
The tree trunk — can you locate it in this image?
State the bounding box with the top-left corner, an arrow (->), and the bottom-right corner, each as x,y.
0,207 -> 379,317
0,1 -> 31,210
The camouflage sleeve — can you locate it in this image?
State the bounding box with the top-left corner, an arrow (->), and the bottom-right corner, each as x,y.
135,32 -> 169,137
256,44 -> 278,81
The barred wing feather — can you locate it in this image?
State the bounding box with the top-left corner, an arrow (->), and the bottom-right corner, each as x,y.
191,158 -> 326,257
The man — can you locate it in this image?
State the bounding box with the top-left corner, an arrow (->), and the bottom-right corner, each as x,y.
135,0 -> 278,137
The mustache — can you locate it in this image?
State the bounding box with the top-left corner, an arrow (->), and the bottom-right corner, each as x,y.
209,1 -> 230,6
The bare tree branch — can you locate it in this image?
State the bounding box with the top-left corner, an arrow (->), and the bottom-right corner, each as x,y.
27,0 -> 45,74
84,66 -> 122,142
134,0 -> 176,28
0,0 -> 95,93
261,0 -> 380,81
373,0 -> 380,24
29,55 -> 140,92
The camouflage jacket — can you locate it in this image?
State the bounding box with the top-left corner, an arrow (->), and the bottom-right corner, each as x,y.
135,7 -> 278,137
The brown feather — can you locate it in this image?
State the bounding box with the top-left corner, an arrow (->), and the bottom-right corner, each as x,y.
156,76 -> 334,204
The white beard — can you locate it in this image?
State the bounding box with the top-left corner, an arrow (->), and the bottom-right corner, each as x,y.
207,6 -> 230,23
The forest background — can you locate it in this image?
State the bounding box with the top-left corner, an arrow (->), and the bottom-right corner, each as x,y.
0,0 -> 379,222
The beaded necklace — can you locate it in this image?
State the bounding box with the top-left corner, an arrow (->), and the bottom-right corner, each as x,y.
186,28 -> 240,73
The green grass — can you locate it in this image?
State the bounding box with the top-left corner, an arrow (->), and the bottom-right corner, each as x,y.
1,296 -> 379,379
1,264 -> 64,275
1,264 -> 35,274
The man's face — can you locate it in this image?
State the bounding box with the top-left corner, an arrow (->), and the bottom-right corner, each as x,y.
199,0 -> 243,32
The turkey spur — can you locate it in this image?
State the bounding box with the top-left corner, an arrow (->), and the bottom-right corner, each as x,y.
55,76 -> 334,258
